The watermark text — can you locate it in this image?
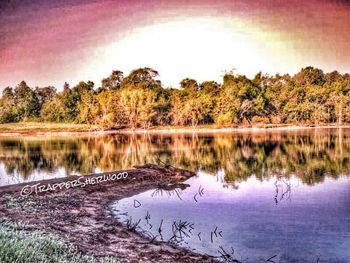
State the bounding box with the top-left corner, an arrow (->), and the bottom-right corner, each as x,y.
20,172 -> 128,196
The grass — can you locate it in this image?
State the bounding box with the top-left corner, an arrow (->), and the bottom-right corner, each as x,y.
5,195 -> 37,211
0,220 -> 118,263
0,121 -> 345,134
0,122 -> 97,132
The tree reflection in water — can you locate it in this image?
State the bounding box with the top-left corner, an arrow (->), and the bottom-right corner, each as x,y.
0,128 -> 349,185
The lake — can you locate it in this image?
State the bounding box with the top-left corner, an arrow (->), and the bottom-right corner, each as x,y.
1,128 -> 350,186
0,128 -> 349,261
112,172 -> 349,262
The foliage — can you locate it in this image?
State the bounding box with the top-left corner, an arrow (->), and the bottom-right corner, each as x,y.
1,67 -> 350,127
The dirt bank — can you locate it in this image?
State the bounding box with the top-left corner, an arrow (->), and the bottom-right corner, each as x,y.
1,123 -> 349,137
0,164 -> 217,263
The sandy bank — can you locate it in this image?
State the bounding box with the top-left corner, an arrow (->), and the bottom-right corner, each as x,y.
0,164 -> 217,263
0,124 -> 349,137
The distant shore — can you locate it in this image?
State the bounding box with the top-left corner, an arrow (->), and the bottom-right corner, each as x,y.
116,124 -> 350,135
0,122 -> 349,136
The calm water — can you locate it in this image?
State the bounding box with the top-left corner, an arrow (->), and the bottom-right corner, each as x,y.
1,128 -> 350,186
112,174 -> 350,262
0,128 -> 349,261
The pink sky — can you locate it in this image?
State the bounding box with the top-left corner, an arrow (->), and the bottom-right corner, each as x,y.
1,0 -> 350,90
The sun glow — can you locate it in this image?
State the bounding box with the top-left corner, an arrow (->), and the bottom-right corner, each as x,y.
84,16 -> 298,87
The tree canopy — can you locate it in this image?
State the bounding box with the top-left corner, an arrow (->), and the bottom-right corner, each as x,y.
1,66 -> 350,128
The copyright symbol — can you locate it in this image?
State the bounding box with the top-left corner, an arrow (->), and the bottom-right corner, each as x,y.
20,185 -> 33,196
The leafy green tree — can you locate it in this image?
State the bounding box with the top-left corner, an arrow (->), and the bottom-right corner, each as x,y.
72,81 -> 94,95
13,81 -> 40,119
169,79 -> 206,127
180,78 -> 198,92
40,97 -> 67,122
200,81 -> 221,96
119,88 -> 159,129
94,90 -> 124,128
2,87 -> 14,100
293,66 -> 326,86
182,95 -> 213,127
40,82 -> 82,122
76,90 -> 97,124
35,86 -> 56,106
214,75 -> 240,125
265,74 -> 293,124
0,102 -> 19,123
117,68 -> 164,129
0,87 -> 18,123
121,67 -> 161,90
327,77 -> 350,125
101,70 -> 124,91
168,89 -> 186,125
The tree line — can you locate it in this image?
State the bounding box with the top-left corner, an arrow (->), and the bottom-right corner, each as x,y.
1,66 -> 350,128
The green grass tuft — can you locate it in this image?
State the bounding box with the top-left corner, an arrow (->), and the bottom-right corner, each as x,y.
0,220 -> 118,263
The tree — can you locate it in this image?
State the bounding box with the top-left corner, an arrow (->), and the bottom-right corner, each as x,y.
76,90 -> 97,124
2,87 -> 14,100
41,82 -> 82,122
182,95 -> 213,128
214,74 -> 240,125
35,86 -> 56,106
121,67 -> 161,89
101,70 -> 124,91
327,78 -> 350,125
0,100 -> 19,123
119,88 -> 159,129
117,67 -> 164,129
40,97 -> 67,122
13,81 -> 40,119
0,87 -> 17,123
200,81 -> 220,96
72,81 -> 94,95
293,66 -> 325,86
180,78 -> 198,91
169,78 -> 217,127
265,74 -> 293,124
168,89 -> 186,126
94,90 -> 124,128
63,82 -> 70,93
217,72 -> 272,125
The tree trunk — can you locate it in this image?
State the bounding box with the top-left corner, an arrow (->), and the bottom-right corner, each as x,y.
191,119 -> 198,129
338,101 -> 343,126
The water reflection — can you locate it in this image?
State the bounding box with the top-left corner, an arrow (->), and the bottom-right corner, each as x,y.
112,172 -> 350,262
0,128 -> 350,186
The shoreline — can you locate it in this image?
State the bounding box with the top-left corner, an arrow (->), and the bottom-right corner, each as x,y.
0,123 -> 349,137
0,164 -> 217,263
116,124 -> 350,135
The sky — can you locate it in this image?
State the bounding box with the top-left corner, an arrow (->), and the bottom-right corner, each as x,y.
0,0 -> 350,90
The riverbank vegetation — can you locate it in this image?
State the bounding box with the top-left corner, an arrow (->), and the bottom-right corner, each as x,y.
0,122 -> 95,132
0,220 -> 116,263
1,67 -> 350,129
